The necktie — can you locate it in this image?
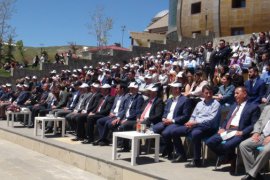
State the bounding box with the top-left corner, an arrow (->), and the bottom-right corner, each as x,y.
97,98 -> 105,112
140,100 -> 153,122
225,105 -> 240,129
85,94 -> 95,110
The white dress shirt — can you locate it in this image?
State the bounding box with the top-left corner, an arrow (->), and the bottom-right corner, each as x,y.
166,96 -> 179,120
230,101 -> 247,127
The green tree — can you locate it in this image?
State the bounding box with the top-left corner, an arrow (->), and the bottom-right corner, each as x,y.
0,0 -> 16,65
16,40 -> 24,61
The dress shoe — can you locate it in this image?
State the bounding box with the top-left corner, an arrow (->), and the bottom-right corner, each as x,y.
167,153 -> 173,160
99,141 -> 109,146
92,139 -> 101,146
217,156 -> 230,167
161,150 -> 173,160
161,150 -> 168,158
71,137 -> 84,141
171,155 -> 187,163
81,140 -> 93,144
45,128 -> 53,134
185,160 -> 202,168
241,174 -> 256,180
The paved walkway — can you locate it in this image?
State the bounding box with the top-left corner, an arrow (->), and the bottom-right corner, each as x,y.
0,120 -> 269,180
0,138 -> 105,180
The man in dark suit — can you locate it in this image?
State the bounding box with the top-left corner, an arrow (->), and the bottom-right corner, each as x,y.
171,85 -> 221,167
117,82 -> 144,151
244,66 -> 266,104
51,81 -> 82,117
52,85 -> 69,110
72,82 -> 102,141
139,84 -> 164,126
94,83 -> 128,146
82,84 -> 115,144
13,84 -> 31,106
206,86 -> 261,172
212,39 -> 232,66
153,82 -> 193,160
65,83 -> 92,131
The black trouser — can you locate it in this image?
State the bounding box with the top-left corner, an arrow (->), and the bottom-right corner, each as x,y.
86,115 -> 105,141
65,112 -> 80,131
204,64 -> 214,84
118,120 -> 137,149
75,113 -> 88,139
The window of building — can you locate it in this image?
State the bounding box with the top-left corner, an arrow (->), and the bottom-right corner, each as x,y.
191,2 -> 201,14
192,31 -> 201,38
232,0 -> 246,8
231,27 -> 244,36
192,31 -> 201,35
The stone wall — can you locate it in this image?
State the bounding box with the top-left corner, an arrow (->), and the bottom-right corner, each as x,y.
6,50 -> 133,82
131,32 -> 215,56
213,33 -> 253,47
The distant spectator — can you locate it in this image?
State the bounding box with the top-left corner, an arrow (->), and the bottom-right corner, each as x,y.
255,32 -> 270,62
213,39 -> 232,66
258,53 -> 270,73
244,66 -> 266,104
32,55 -> 40,67
55,53 -> 60,63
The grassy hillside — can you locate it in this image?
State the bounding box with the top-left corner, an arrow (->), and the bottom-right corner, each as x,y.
13,45 -> 94,64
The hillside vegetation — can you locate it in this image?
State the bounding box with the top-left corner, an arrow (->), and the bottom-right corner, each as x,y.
13,45 -> 93,64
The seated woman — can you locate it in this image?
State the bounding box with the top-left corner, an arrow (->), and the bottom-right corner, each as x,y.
212,65 -> 229,93
176,71 -> 191,94
213,74 -> 235,108
185,70 -> 208,99
230,64 -> 244,87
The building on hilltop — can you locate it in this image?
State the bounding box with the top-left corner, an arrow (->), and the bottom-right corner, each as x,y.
130,0 -> 270,47
130,10 -> 168,47
168,0 -> 270,41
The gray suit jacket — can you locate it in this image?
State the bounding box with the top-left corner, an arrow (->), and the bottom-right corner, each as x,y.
74,92 -> 92,112
252,105 -> 270,134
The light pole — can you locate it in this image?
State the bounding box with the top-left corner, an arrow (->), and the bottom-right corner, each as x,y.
121,25 -> 126,47
205,8 -> 208,31
40,43 -> 44,55
205,8 -> 209,36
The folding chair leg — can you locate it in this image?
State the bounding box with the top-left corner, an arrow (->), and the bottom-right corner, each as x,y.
202,142 -> 206,166
235,147 -> 240,175
215,157 -> 220,170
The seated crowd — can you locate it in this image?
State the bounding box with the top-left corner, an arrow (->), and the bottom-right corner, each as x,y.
1,32 -> 270,180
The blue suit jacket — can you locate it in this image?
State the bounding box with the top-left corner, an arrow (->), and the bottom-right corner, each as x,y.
221,102 -> 261,137
15,91 -> 31,105
163,95 -> 193,125
123,93 -> 144,121
244,77 -> 266,104
110,94 -> 129,120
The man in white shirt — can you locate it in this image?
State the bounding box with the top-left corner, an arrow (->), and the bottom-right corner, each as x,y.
206,87 -> 261,173
240,105 -> 270,180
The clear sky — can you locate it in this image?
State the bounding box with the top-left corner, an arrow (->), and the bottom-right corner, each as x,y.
9,0 -> 168,48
